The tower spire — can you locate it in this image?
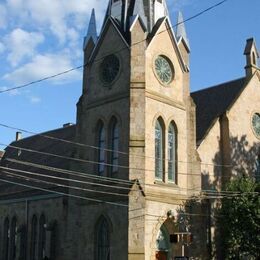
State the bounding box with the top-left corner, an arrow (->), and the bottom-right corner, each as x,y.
132,0 -> 147,29
244,38 -> 259,78
83,9 -> 97,50
176,11 -> 190,49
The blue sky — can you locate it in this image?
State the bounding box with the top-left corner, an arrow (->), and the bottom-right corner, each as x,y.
0,0 -> 259,146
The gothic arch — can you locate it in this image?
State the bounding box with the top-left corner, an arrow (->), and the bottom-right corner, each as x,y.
108,113 -> 122,128
3,217 -> 9,260
94,214 -> 113,260
9,216 -> 17,260
152,113 -> 167,127
149,213 -> 178,260
252,51 -> 256,65
38,214 -> 46,260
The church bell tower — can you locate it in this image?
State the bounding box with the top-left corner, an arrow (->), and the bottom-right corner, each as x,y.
74,1 -> 199,258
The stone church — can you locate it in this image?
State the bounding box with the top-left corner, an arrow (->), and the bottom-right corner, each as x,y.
0,0 -> 259,259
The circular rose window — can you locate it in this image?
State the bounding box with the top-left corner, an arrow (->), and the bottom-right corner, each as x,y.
154,55 -> 174,85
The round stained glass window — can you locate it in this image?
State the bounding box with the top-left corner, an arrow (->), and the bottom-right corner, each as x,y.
252,113 -> 260,138
154,55 -> 174,85
100,54 -> 120,85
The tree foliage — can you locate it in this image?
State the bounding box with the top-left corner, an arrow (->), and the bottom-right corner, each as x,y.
217,176 -> 260,259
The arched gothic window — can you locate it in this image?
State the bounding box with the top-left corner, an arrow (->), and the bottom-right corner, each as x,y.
30,215 -> 37,260
155,119 -> 164,180
38,214 -> 46,259
9,216 -> 17,260
96,217 -> 110,260
168,122 -> 177,183
98,123 -> 105,175
111,120 -> 119,173
252,52 -> 256,65
3,217 -> 9,260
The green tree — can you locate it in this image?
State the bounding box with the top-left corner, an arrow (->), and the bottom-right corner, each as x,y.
217,176 -> 260,259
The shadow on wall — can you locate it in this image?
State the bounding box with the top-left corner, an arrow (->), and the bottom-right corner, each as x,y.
181,135 -> 259,259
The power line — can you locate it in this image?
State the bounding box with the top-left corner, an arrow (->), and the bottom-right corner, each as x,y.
5,158 -> 136,186
0,122 -> 240,169
0,0 -> 228,95
0,168 -> 130,198
1,141 -> 239,179
4,158 -> 257,197
0,177 -> 128,207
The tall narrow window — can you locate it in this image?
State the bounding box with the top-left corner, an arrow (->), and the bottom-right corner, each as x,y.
97,217 -> 110,260
38,214 -> 46,259
98,124 -> 105,175
9,217 -> 17,260
3,217 -> 9,260
168,123 -> 177,183
252,52 -> 256,65
111,121 -> 119,173
155,120 -> 163,180
30,215 -> 37,260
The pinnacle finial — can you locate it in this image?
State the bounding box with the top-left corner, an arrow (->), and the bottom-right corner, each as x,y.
176,11 -> 190,49
83,8 -> 98,50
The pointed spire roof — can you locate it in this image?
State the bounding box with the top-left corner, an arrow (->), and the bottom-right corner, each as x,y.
83,9 -> 98,50
176,11 -> 190,50
244,38 -> 259,57
132,0 -> 147,29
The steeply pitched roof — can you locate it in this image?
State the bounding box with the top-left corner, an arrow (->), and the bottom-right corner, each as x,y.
191,77 -> 247,144
0,125 -> 134,205
0,125 -> 76,200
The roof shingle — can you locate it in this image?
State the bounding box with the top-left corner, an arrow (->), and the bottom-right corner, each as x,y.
191,77 -> 247,143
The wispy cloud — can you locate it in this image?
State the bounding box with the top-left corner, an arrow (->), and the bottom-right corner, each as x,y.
6,0 -> 106,44
29,96 -> 41,104
5,28 -> 44,67
0,86 -> 20,96
3,52 -> 82,85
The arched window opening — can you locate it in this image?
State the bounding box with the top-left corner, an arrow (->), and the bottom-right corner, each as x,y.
3,217 -> 9,260
111,120 -> 119,173
30,215 -> 37,260
38,214 -> 46,259
9,217 -> 17,260
98,123 -> 105,175
155,119 -> 164,180
252,52 -> 256,65
97,217 -> 110,260
168,123 -> 177,183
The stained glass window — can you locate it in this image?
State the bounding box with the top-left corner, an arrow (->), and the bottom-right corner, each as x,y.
97,218 -> 110,260
9,217 -> 17,260
98,124 -> 105,175
30,215 -> 37,260
155,120 -> 163,180
38,214 -> 46,259
111,121 -> 119,173
3,217 -> 9,260
100,55 -> 120,85
168,123 -> 176,183
155,55 -> 174,85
